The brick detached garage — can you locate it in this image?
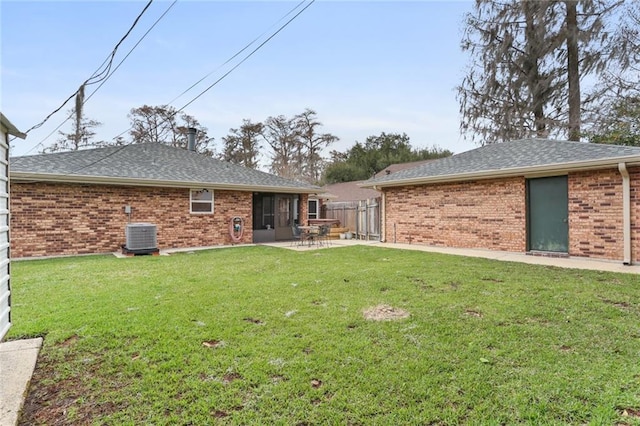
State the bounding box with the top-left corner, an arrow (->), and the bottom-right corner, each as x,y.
10,143 -> 317,258
362,139 -> 640,264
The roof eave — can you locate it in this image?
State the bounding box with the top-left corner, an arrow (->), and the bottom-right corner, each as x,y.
361,155 -> 640,188
9,172 -> 319,194
1,113 -> 27,139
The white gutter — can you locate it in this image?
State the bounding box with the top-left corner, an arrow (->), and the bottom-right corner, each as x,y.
618,162 -> 632,265
0,113 -> 27,139
9,172 -> 319,194
361,154 -> 640,188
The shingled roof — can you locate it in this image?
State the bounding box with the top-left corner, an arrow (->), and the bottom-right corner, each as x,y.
10,143 -> 319,193
362,139 -> 640,188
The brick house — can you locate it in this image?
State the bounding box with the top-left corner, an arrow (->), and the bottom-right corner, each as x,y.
362,139 -> 640,264
10,143 -> 319,258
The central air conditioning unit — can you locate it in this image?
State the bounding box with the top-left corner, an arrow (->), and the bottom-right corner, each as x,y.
125,223 -> 157,251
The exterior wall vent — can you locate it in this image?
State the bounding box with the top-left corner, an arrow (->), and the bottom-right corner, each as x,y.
125,223 -> 157,251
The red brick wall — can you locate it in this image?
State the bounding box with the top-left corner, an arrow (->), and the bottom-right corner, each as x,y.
10,182 -> 254,258
300,193 -> 309,225
383,177 -> 526,252
383,168 -> 640,262
568,169 -> 624,260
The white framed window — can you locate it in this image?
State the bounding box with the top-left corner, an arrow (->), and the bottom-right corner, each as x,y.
190,189 -> 214,214
308,199 -> 318,220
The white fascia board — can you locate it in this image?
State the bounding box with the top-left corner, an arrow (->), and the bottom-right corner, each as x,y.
362,155 -> 640,189
9,172 -> 319,194
0,113 -> 27,139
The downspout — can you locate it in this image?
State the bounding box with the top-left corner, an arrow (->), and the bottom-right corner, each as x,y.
374,185 -> 385,242
618,162 -> 632,265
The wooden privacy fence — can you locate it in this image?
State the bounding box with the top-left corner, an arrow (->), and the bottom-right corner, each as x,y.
322,197 -> 381,241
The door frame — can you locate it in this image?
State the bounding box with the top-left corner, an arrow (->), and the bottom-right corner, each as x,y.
526,175 -> 569,253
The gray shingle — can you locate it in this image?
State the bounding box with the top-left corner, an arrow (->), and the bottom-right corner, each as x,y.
366,139 -> 640,186
11,143 -> 319,191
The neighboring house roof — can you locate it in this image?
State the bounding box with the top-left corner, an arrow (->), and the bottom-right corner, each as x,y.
10,143 -> 319,193
0,113 -> 27,139
321,181 -> 380,202
319,160 -> 439,201
362,139 -> 640,188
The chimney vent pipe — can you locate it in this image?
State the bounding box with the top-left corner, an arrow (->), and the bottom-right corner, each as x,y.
187,127 -> 197,152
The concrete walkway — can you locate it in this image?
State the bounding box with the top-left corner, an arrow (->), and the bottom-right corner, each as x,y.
0,337 -> 42,426
262,239 -> 640,274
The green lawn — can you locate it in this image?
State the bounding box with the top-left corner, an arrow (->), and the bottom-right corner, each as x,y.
9,245 -> 640,425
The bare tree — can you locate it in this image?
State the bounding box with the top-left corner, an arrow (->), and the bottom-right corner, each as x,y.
128,105 -> 215,156
260,110 -> 338,183
294,109 -> 338,184
262,114 -> 302,180
220,119 -> 263,169
42,108 -> 103,153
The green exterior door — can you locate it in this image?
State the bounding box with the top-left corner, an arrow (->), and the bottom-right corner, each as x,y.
527,176 -> 569,252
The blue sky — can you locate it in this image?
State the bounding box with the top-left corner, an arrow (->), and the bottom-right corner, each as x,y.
1,1 -> 477,159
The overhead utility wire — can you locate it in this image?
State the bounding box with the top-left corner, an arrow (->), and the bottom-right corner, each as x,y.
112,0 -> 315,143
17,0 -> 155,139
20,0 -> 175,156
78,0 -> 316,177
84,0 -> 178,104
84,0 -> 154,87
176,0 -> 315,112
166,0 -> 307,106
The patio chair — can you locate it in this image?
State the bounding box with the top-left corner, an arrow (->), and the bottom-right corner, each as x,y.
316,225 -> 331,247
291,225 -> 303,246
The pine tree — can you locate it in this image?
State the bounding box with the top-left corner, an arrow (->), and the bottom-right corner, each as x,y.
458,0 -> 619,145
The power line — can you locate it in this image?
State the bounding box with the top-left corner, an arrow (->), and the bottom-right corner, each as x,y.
21,0 -> 175,156
17,0 -> 155,139
85,0 -> 178,104
112,0 -> 315,142
166,0 -> 307,107
84,0 -> 154,87
68,0 -> 315,178
177,1 -> 315,112
19,0 -> 316,183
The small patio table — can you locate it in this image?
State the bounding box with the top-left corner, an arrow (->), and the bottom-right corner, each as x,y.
298,225 -> 319,246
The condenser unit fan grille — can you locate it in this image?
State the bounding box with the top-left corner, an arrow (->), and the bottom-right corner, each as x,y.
125,223 -> 157,251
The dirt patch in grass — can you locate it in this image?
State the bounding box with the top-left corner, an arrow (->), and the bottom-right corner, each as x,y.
602,299 -> 632,309
465,309 -> 483,318
60,334 -> 79,347
202,340 -> 225,348
222,372 -> 242,384
363,304 -> 410,321
620,407 -> 640,419
18,352 -> 125,425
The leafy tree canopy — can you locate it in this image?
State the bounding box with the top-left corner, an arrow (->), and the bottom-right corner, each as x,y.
588,96 -> 640,147
323,132 -> 452,184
